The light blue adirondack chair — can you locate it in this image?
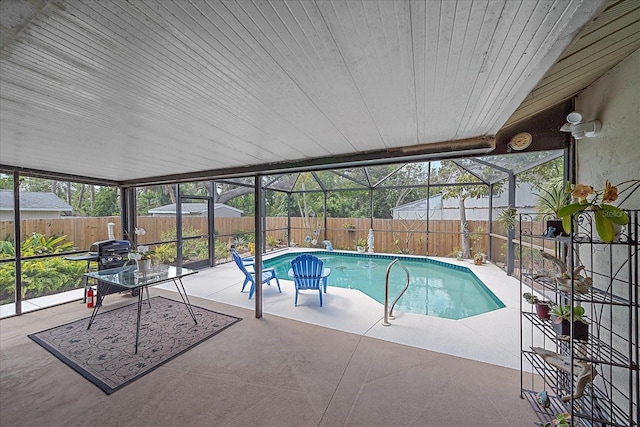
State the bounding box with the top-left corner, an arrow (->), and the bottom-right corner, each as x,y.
290,254 -> 330,307
231,249 -> 281,299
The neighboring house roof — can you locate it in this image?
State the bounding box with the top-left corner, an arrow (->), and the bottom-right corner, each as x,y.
0,190 -> 72,212
392,194 -> 443,213
148,203 -> 243,215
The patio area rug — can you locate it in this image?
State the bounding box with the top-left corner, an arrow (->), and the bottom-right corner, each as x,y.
28,296 -> 241,394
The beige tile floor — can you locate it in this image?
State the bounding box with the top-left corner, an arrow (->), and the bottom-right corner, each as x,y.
0,252 -> 538,426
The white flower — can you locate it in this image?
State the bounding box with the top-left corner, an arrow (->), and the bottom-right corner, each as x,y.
134,227 -> 146,236
128,252 -> 142,261
137,245 -> 149,254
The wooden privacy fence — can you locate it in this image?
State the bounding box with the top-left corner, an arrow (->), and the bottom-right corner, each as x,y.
1,216 -> 491,256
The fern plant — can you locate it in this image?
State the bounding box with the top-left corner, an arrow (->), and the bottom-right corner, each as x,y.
533,181 -> 571,218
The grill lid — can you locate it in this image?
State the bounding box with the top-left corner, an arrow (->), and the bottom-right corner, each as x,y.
89,239 -> 131,255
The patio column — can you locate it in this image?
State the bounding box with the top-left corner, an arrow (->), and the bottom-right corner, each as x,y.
323,191 -> 327,242
121,186 -> 136,242
506,172 -> 515,276
254,174 -> 263,318
287,193 -> 291,247
13,171 -> 22,315
176,184 -> 183,267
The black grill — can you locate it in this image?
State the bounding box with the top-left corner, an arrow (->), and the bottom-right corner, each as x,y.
89,239 -> 132,270
89,239 -> 133,297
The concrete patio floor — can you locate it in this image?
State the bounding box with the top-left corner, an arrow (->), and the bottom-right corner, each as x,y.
0,253 -> 537,426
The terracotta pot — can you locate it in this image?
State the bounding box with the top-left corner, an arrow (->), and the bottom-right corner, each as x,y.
535,303 -> 551,319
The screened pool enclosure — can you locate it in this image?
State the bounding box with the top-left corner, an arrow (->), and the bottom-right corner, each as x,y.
1,149 -> 565,316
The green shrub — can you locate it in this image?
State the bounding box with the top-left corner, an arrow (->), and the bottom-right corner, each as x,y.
0,257 -> 85,305
0,233 -> 83,304
154,243 -> 177,264
0,264 -> 16,304
155,227 -> 209,263
21,233 -> 74,256
215,240 -> 229,261
1,233 -> 75,259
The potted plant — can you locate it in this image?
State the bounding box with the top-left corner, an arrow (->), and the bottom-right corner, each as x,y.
473,253 -> 483,265
125,227 -> 154,271
495,207 -> 517,232
540,412 -> 572,427
550,304 -> 589,341
354,237 -> 367,253
552,412 -> 572,427
533,181 -> 571,237
558,180 -> 636,243
343,222 -> 356,231
523,292 -> 552,319
128,244 -> 154,271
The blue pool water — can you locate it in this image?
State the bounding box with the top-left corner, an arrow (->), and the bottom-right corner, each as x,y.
264,251 -> 505,320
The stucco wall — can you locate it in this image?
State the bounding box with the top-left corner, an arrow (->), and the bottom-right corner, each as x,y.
575,48 -> 640,206
574,48 -> 639,420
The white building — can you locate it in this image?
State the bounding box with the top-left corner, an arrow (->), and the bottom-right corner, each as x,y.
391,183 -> 538,220
148,203 -> 243,218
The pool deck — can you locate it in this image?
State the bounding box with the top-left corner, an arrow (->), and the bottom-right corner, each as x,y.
1,249 -> 540,426
0,248 -> 532,370
155,249 -> 530,370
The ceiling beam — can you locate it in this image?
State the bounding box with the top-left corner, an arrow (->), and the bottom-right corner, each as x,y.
118,137 -> 495,188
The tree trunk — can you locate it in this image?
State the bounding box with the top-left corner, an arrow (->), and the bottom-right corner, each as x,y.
164,185 -> 176,204
66,182 -> 72,205
77,184 -> 85,210
459,197 -> 470,258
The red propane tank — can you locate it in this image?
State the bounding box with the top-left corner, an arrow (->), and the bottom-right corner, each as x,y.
87,288 -> 94,308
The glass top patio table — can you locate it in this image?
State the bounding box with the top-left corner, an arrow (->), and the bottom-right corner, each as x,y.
85,264 -> 198,353
85,264 -> 197,289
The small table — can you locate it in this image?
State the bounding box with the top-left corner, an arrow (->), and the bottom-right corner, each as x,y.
287,267 -> 331,293
84,264 -> 198,353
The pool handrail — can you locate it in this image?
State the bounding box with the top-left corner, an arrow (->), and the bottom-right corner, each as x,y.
383,258 -> 410,326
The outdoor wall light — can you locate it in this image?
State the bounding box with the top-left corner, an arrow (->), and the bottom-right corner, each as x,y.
560,111 -> 601,139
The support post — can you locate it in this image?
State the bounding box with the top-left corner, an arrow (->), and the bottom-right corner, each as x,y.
254,175 -> 263,318
506,172 -> 516,275
13,171 -> 22,315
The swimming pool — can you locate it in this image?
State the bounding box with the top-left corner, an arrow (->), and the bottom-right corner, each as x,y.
264,251 -> 505,320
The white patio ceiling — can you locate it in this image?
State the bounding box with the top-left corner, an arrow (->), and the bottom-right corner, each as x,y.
0,0 -> 622,183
